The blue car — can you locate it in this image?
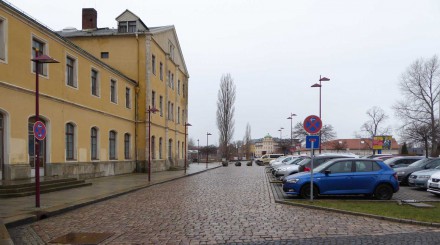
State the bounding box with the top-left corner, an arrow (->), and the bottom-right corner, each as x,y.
282,158 -> 399,200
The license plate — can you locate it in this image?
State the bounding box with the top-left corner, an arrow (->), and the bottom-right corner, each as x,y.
430,183 -> 439,188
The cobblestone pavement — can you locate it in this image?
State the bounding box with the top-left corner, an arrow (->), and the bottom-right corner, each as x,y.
9,165 -> 440,244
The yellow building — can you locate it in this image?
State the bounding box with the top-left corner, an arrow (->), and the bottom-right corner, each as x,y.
0,2 -> 138,180
59,9 -> 190,172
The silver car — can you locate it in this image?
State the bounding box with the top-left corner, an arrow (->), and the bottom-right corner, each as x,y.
272,157 -> 308,177
408,166 -> 440,189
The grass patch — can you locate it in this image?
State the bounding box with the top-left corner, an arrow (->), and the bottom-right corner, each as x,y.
287,200 -> 440,223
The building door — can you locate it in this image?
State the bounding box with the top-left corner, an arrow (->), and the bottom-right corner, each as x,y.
0,113 -> 4,179
28,117 -> 46,172
168,139 -> 173,163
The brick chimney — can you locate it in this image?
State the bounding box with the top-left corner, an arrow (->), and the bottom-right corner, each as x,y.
82,8 -> 97,30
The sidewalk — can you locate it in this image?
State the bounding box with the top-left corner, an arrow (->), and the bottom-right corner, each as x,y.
0,162 -> 221,229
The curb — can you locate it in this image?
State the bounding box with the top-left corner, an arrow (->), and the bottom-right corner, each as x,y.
275,199 -> 440,228
2,165 -> 222,241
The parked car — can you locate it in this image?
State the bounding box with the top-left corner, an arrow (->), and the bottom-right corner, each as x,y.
269,155 -> 294,168
272,157 -> 309,176
283,158 -> 399,200
275,155 -> 351,180
394,158 -> 440,185
255,154 -> 284,165
384,156 -> 425,168
427,171 -> 440,196
408,166 -> 440,189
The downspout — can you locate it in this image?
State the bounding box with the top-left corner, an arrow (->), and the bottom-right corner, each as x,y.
135,32 -> 140,172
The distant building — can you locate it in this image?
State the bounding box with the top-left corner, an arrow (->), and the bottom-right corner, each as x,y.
254,134 -> 280,157
320,138 -> 400,156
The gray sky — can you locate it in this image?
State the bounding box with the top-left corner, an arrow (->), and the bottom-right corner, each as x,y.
9,0 -> 440,145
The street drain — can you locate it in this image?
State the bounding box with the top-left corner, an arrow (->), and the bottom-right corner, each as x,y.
49,232 -> 114,244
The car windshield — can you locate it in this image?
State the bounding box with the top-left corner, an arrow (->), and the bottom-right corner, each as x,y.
383,158 -> 400,164
408,158 -> 433,167
297,158 -> 311,166
286,157 -> 304,165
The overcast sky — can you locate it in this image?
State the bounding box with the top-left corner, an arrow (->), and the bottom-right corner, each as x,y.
9,0 -> 440,145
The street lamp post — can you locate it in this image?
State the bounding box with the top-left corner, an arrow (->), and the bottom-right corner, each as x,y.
311,75 -> 330,154
184,122 -> 192,174
147,106 -> 159,182
287,113 -> 297,154
31,51 -> 59,208
206,132 -> 212,168
278,127 -> 284,154
197,139 -> 200,164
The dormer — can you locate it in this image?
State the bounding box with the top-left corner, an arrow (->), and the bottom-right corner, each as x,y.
116,9 -> 149,33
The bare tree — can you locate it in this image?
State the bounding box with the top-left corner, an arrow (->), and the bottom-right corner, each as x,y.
332,140 -> 348,152
243,123 -> 252,160
216,74 -> 236,159
399,121 -> 431,157
359,106 -> 391,154
394,55 -> 440,156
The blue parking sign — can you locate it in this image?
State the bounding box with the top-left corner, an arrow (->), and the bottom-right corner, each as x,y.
305,136 -> 320,149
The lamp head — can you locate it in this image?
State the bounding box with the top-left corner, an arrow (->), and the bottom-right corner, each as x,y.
149,107 -> 159,113
185,123 -> 192,126
320,77 -> 330,82
31,54 -> 59,63
311,83 -> 321,88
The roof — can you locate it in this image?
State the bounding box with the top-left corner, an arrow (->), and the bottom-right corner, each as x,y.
322,138 -> 400,150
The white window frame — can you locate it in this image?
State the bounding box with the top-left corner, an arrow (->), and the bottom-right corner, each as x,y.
66,53 -> 78,88
110,78 -> 118,104
31,35 -> 49,77
125,87 -> 131,109
0,16 -> 8,63
91,67 -> 100,97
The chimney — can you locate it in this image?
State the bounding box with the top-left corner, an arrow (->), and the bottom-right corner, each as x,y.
82,8 -> 97,30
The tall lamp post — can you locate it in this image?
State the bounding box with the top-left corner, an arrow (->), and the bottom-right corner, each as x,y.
311,75 -> 330,154
184,122 -> 192,174
147,106 -> 159,182
287,113 -> 297,154
278,127 -> 284,154
31,51 -> 59,208
206,132 -> 212,168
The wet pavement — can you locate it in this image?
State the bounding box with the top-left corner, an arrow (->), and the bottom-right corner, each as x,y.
8,163 -> 440,244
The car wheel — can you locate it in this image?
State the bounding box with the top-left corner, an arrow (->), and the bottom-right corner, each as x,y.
374,184 -> 393,200
300,184 -> 318,199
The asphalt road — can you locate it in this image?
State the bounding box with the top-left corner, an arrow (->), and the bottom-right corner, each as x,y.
9,165 -> 440,244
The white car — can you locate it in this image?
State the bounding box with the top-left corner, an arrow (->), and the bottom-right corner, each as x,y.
427,171 -> 440,197
269,155 -> 291,165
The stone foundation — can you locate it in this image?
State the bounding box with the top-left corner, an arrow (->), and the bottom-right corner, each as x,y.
46,161 -> 136,180
4,164 -> 31,180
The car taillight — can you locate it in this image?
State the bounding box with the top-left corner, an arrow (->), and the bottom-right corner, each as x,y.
304,167 -> 311,172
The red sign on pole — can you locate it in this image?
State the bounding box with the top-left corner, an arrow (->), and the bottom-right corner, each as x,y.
33,121 -> 46,140
303,115 -> 322,134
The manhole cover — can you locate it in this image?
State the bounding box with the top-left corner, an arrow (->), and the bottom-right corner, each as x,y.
49,232 -> 114,244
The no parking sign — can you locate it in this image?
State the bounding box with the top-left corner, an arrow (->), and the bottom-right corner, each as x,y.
33,121 -> 46,140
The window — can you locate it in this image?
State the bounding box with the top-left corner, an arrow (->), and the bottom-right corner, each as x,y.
0,18 -> 6,61
152,91 -> 156,109
167,71 -> 171,87
159,137 -> 163,159
118,21 -> 136,33
171,73 -> 174,89
151,136 -> 156,159
171,103 -> 174,121
178,80 -> 181,95
169,42 -> 175,60
32,38 -> 46,75
152,55 -> 156,75
355,160 -> 381,172
159,96 -> 163,117
168,139 -> 173,160
66,123 -> 75,160
66,56 -> 77,88
109,130 -> 117,160
125,87 -> 131,108
101,52 -> 109,59
167,101 -> 171,120
177,107 -> 180,124
327,161 -> 353,173
91,69 -> 99,96
182,142 -> 184,160
159,62 -> 163,81
111,79 -> 117,103
91,127 -> 98,160
124,133 -> 131,159
177,141 -> 180,158
182,109 -> 185,123
183,83 -> 186,98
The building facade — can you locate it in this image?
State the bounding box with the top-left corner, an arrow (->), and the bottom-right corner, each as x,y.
0,2 -> 189,180
254,134 -> 280,157
59,9 -> 189,172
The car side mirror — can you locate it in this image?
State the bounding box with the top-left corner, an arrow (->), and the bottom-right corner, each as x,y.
324,170 -> 331,175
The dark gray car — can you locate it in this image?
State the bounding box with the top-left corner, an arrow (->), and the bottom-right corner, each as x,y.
394,158 -> 440,185
383,156 -> 425,168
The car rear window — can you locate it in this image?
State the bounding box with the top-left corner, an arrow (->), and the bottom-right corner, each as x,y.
355,160 -> 381,172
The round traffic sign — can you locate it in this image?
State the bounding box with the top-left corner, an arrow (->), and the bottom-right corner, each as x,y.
303,115 -> 322,134
33,121 -> 46,140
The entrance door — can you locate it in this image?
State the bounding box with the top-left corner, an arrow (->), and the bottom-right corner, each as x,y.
28,117 -> 46,176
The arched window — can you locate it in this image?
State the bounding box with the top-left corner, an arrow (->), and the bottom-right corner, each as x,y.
109,130 -> 117,160
151,136 -> 156,159
168,139 -> 173,160
66,123 -> 75,160
159,137 -> 163,159
124,133 -> 130,159
28,117 -> 47,166
91,127 -> 98,160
